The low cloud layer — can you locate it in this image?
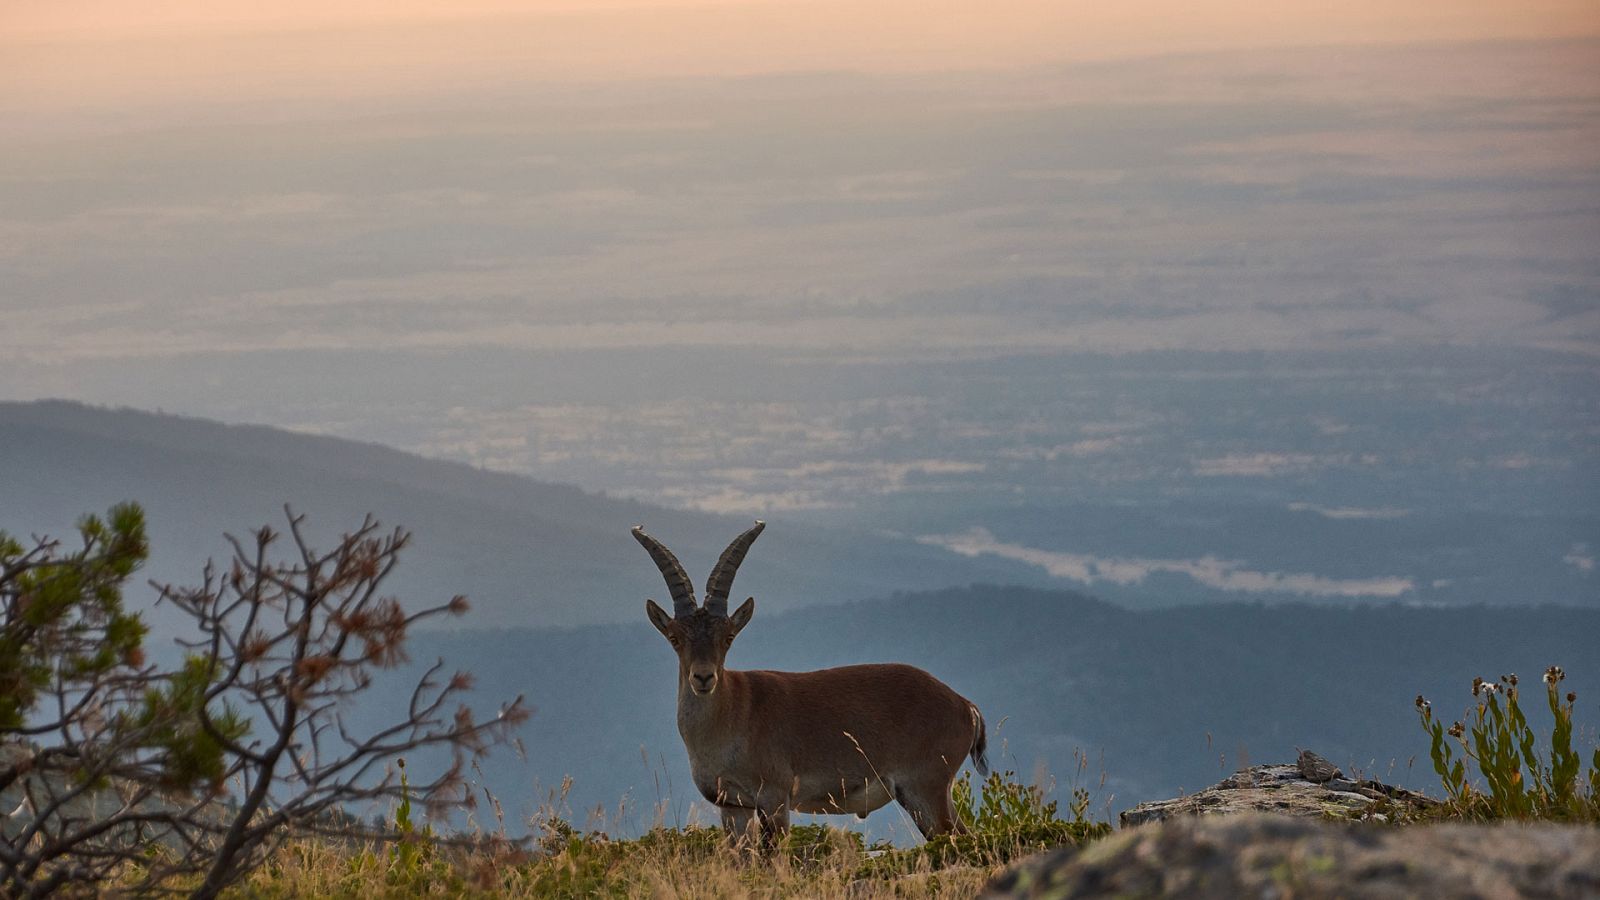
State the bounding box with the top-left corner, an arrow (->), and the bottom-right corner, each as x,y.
1287,502 -> 1410,520
921,527 -> 1416,598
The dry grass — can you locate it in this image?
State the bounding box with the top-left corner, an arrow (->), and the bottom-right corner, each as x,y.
237,828 -> 1003,898
97,767 -> 1101,896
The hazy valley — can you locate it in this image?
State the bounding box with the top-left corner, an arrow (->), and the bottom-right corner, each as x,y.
3,401 -> 1595,840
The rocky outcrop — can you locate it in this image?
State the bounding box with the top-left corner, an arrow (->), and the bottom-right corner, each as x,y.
1118,763 -> 1437,827
981,811 -> 1600,899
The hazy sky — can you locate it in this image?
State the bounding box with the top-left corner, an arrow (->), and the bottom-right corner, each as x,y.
2,3 -> 1598,392
13,0 -> 1596,57
6,1 -> 1599,130
4,43 -> 1597,369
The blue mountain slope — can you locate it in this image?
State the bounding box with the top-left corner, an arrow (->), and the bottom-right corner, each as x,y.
0,400 -> 1052,634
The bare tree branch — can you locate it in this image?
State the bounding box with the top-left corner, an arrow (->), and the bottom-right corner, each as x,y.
2,508 -> 528,899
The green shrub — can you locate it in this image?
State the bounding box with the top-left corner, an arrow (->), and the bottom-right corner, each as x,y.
1416,665 -> 1600,821
0,503 -> 148,731
781,822 -> 865,864
867,769 -> 1110,872
129,654 -> 250,789
518,819 -> 723,898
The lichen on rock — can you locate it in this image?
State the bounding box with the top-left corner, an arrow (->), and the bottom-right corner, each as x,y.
982,811 -> 1600,899
1119,762 -> 1435,827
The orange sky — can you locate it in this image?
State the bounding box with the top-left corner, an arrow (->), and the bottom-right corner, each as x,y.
9,0 -> 1599,43
9,0 -> 1600,64
4,0 -> 1599,125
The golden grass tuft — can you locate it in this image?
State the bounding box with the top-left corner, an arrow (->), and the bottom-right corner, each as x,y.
239,827 -> 1003,898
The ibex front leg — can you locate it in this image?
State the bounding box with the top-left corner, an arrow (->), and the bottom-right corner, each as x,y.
720,805 -> 789,851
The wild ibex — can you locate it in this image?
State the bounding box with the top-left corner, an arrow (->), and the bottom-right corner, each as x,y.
634,521 -> 988,845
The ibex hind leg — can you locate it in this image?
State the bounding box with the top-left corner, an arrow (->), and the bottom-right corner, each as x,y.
894,779 -> 963,840
721,806 -> 759,850
759,805 -> 790,848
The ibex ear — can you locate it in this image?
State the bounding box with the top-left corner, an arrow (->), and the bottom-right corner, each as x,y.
728,597 -> 755,637
645,599 -> 674,638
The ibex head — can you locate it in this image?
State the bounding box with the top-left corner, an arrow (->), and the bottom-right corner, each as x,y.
635,521 -> 764,697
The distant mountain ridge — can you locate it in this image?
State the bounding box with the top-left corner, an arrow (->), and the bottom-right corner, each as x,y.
0,399 -> 599,520
0,400 -> 1051,634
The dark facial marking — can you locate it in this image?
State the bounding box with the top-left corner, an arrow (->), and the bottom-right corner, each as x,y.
674,608 -> 733,657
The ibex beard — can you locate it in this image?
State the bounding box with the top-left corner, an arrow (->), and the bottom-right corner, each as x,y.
634,521 -> 989,848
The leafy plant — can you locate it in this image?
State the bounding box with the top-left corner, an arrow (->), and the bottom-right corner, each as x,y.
0,503 -> 149,732
388,757 -> 438,878
129,655 -> 251,789
519,819 -> 724,897
780,822 -> 865,864
1416,665 -> 1600,821
867,769 -> 1110,872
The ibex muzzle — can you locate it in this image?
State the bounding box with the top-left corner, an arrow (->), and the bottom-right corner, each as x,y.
635,521 -> 989,846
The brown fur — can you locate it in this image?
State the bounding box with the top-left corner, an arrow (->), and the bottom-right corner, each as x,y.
646,600 -> 987,846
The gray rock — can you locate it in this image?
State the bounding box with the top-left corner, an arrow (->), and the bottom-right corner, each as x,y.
1119,763 -> 1436,827
1296,748 -> 1342,784
981,812 -> 1600,899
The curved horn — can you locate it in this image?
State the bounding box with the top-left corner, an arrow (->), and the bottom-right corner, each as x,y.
704,520 -> 765,617
632,526 -> 697,618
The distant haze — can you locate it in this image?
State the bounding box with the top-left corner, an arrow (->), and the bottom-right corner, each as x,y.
2,4 -> 1596,611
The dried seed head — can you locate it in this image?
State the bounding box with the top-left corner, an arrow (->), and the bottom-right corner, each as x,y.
1568,692 -> 1577,704
294,654 -> 336,684
1448,722 -> 1465,738
241,630 -> 272,663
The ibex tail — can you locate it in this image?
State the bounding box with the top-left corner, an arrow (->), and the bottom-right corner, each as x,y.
969,704 -> 990,776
